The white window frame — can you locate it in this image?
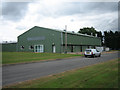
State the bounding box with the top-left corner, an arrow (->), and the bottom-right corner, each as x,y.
52,45 -> 56,53
34,45 -> 44,53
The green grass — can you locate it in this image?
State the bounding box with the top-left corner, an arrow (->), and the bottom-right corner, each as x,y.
4,59 -> 119,88
2,52 -> 81,64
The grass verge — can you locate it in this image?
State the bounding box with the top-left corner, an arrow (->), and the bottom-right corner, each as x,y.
2,52 -> 82,64
3,58 -> 119,88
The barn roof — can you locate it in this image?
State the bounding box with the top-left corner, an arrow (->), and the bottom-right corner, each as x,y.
18,26 -> 99,38
34,26 -> 98,38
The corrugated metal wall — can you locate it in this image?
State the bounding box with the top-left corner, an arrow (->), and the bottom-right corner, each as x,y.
17,26 -> 61,53
62,32 -> 101,52
62,32 -> 101,46
2,43 -> 17,52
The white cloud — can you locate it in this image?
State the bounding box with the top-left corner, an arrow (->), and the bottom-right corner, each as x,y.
0,1 -> 118,42
0,21 -> 24,42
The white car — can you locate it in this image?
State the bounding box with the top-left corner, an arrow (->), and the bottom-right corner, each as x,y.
84,49 -> 101,57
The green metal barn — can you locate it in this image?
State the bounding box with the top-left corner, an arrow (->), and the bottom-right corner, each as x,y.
17,26 -> 101,53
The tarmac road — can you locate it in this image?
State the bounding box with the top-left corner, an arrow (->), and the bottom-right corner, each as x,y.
2,52 -> 119,86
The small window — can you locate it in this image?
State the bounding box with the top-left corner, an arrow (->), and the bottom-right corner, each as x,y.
29,46 -> 34,50
21,46 -> 24,50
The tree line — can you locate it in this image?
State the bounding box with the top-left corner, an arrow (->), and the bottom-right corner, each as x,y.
78,27 -> 120,50
103,30 -> 120,50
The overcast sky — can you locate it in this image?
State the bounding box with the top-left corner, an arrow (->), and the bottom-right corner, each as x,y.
0,0 -> 119,42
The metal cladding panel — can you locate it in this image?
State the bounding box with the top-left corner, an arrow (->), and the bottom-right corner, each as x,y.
2,43 -> 17,52
74,46 -> 81,52
82,46 -> 88,52
17,26 -> 61,53
62,32 -> 101,46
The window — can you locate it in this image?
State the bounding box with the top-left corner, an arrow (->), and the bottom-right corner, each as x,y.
39,45 -> 44,52
29,45 -> 34,50
85,50 -> 91,52
21,46 -> 24,50
34,45 -> 44,52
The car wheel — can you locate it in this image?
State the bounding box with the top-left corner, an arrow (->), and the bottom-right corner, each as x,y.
92,54 -> 95,58
99,54 -> 101,57
85,55 -> 87,57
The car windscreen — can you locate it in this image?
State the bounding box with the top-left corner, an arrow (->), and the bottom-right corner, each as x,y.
96,50 -> 100,52
85,50 -> 91,52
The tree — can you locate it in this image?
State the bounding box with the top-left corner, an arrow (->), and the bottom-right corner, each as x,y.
78,27 -> 97,36
104,30 -> 120,50
97,31 -> 103,45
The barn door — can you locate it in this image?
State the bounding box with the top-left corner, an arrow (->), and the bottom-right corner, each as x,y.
52,45 -> 56,53
71,46 -> 73,52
